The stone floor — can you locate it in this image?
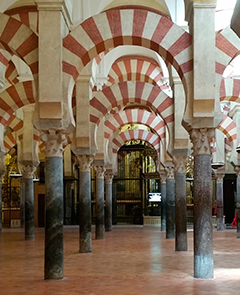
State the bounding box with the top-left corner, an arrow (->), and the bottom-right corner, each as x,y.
0,226 -> 240,295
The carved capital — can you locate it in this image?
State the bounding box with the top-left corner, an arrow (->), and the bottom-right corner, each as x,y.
105,174 -> 113,184
94,165 -> 106,179
159,171 -> 167,183
173,157 -> 187,174
235,166 -> 240,178
77,155 -> 93,172
215,172 -> 225,183
21,165 -> 37,179
41,129 -> 67,158
165,167 -> 175,179
190,128 -> 214,156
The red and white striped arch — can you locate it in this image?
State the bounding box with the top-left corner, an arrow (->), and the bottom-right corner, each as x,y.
220,78 -> 240,102
0,48 -> 12,83
6,114 -> 23,131
90,81 -> 174,126
63,8 -> 192,103
106,57 -> 166,88
104,109 -> 165,140
216,27 -> 240,77
5,6 -> 39,34
112,129 -> 160,155
5,60 -> 18,84
0,13 -> 38,76
216,115 -> 237,145
0,81 -> 35,125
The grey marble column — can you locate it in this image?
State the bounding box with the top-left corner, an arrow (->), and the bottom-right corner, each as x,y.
105,174 -> 113,232
159,171 -> 167,232
166,167 -> 175,239
215,172 -> 225,231
77,155 -> 93,253
20,179 -> 26,228
112,180 -> 117,225
174,157 -> 187,251
21,164 -> 37,241
94,165 -> 106,239
235,168 -> 240,238
191,128 -> 214,279
42,130 -> 66,280
64,180 -> 72,225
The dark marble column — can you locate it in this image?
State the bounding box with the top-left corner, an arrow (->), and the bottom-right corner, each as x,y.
215,171 -> 225,231
22,164 -> 37,241
19,179 -> 26,228
0,157 -> 6,233
235,168 -> 240,238
159,171 -> 167,232
41,130 -> 66,280
174,157 -> 187,251
190,128 -> 214,279
166,167 -> 175,239
112,180 -> 117,225
94,165 -> 106,239
105,173 -> 113,232
77,155 -> 93,253
64,180 -> 72,225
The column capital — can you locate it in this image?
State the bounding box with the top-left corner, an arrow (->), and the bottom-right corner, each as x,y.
173,156 -> 187,174
94,165 -> 106,179
77,155 -> 93,172
214,172 -> 225,183
159,170 -> 167,183
105,174 -> 113,184
21,164 -> 37,179
235,166 -> 240,178
41,129 -> 67,158
190,128 -> 214,156
165,167 -> 175,179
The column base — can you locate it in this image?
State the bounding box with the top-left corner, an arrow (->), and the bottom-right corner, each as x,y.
194,255 -> 214,279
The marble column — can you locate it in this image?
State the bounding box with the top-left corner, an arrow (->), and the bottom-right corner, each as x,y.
105,173 -> 113,232
94,165 -> 106,239
64,179 -> 72,225
235,167 -> 240,238
77,155 -> 93,253
22,164 -> 37,240
19,179 -> 26,228
159,171 -> 167,232
190,128 -> 214,279
112,180 -> 117,225
215,171 -> 225,231
0,156 -> 6,233
166,167 -> 175,239
41,130 -> 66,280
174,157 -> 187,251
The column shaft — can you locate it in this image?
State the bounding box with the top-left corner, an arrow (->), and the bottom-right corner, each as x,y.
112,180 -> 117,225
95,177 -> 105,239
105,180 -> 113,231
64,181 -> 72,225
25,178 -> 34,240
45,157 -> 64,280
216,177 -> 224,231
237,176 -> 240,238
20,180 -> 25,228
175,172 -> 187,251
79,170 -> 92,252
160,181 -> 166,231
194,154 -> 213,279
166,178 -> 175,239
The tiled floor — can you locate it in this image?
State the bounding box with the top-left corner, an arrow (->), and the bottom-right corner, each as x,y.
1,226 -> 240,295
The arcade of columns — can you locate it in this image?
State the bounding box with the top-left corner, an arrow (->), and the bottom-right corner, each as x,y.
1,0 -> 240,281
